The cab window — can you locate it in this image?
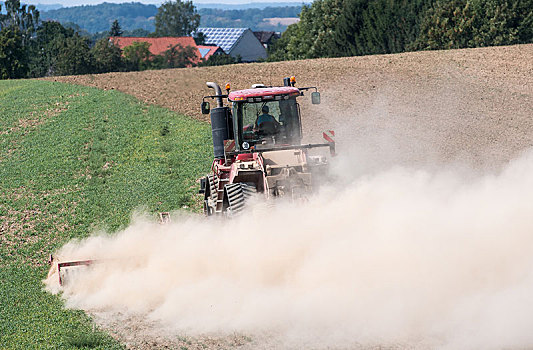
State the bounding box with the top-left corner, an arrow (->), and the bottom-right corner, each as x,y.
234,98 -> 301,147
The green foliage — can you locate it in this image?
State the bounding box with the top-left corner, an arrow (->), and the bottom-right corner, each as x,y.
0,80 -> 212,348
36,20 -> 76,42
0,267 -> 123,350
0,0 -> 40,46
414,0 -> 533,50
54,33 -> 94,76
268,0 -> 344,61
271,0 -> 533,60
193,30 -> 205,45
332,0 -> 436,56
122,41 -> 199,71
155,0 -> 200,37
160,44 -> 198,68
61,21 -> 90,37
27,21 -> 75,78
123,28 -> 151,37
295,0 -> 343,58
109,19 -> 123,37
414,0 -> 478,49
64,330 -> 106,348
198,52 -> 240,66
0,0 -> 43,78
91,38 -> 123,73
267,24 -> 297,61
122,41 -> 152,71
0,27 -> 27,79
90,28 -> 152,42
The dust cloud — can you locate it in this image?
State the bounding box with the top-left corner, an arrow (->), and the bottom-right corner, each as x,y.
45,145 -> 533,349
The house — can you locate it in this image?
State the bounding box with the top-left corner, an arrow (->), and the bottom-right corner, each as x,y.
253,31 -> 281,49
110,36 -> 202,62
196,28 -> 267,62
197,45 -> 224,60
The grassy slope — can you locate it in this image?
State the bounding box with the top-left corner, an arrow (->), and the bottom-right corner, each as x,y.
0,80 -> 212,349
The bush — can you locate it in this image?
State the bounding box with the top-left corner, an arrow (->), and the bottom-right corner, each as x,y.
198,53 -> 240,66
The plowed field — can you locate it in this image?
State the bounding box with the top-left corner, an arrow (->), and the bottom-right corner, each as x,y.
47,44 -> 532,169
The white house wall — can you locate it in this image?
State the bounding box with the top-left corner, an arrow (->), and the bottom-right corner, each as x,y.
229,29 -> 267,62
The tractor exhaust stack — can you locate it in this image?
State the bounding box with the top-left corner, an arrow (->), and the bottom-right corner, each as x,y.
206,82 -> 223,108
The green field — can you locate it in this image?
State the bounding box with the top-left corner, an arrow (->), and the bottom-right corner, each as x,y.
0,80 -> 212,349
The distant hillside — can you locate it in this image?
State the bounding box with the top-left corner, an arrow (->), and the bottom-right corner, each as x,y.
199,6 -> 301,32
40,2 -> 158,33
34,3 -> 63,11
195,2 -> 309,9
39,1 -> 303,34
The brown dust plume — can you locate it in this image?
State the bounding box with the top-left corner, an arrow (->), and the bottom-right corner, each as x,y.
45,147 -> 533,349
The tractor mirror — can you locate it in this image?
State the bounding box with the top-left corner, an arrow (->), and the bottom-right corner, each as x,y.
201,101 -> 210,114
311,92 -> 321,104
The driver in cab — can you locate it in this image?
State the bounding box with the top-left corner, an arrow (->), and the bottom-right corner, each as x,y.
255,105 -> 280,135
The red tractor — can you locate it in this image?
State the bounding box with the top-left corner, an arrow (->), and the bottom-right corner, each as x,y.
199,77 -> 335,216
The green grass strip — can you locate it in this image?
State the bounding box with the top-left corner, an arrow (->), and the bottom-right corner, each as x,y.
0,80 -> 213,349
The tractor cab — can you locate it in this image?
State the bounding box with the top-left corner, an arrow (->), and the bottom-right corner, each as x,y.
228,86 -> 303,152
201,77 -> 325,160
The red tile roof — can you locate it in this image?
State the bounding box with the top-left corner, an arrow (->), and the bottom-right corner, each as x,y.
110,36 -> 201,61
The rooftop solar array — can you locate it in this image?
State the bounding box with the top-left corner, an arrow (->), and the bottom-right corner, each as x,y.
197,28 -> 248,53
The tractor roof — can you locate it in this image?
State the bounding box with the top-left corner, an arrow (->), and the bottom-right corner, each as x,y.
228,86 -> 301,102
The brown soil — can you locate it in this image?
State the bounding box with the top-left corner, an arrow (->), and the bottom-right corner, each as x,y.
46,44 -> 533,349
46,44 -> 533,169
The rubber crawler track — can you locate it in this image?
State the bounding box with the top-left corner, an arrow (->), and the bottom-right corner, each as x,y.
223,183 -> 256,215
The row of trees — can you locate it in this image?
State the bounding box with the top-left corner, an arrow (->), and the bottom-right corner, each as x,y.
0,0 -> 230,79
269,0 -> 533,60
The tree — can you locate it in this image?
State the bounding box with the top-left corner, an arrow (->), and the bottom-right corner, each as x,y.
92,38 -> 123,73
413,0 -> 476,50
150,44 -> 198,69
0,27 -> 27,79
267,24 -> 299,61
123,28 -> 151,37
109,19 -> 123,37
27,21 -> 75,77
299,0 -> 344,58
54,33 -> 94,76
193,31 -> 205,45
161,44 -> 197,68
154,0 -> 200,37
330,0 -> 436,57
123,41 -> 152,70
267,0 -> 344,61
0,0 -> 40,47
413,0 -> 533,50
469,0 -> 533,46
